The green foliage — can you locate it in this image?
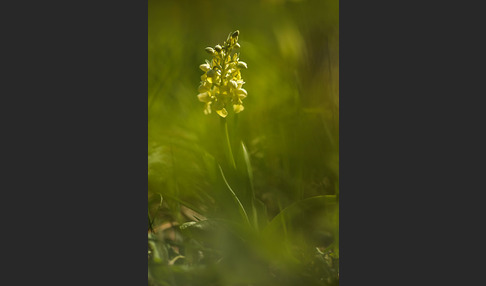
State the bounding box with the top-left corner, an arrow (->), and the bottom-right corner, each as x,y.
149,0 -> 338,285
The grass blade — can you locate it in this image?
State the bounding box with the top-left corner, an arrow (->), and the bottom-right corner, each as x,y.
218,165 -> 251,227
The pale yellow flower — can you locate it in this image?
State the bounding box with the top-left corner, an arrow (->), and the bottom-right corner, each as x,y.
197,30 -> 248,117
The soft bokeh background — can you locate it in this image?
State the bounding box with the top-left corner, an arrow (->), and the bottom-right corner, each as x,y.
148,0 -> 338,284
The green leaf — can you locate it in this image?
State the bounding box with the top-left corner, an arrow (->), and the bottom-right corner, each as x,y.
218,165 -> 250,226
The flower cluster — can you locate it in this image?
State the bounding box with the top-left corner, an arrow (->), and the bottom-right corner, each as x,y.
197,30 -> 248,118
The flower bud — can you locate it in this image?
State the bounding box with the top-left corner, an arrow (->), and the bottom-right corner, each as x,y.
214,45 -> 222,52
231,30 -> 239,38
216,108 -> 228,118
233,104 -> 244,113
205,47 -> 215,54
204,102 -> 212,115
236,88 -> 247,98
229,80 -> 238,89
234,43 -> 241,49
197,92 -> 211,102
199,63 -> 210,72
237,61 -> 247,69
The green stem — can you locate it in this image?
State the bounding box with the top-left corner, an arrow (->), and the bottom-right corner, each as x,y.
222,118 -> 237,169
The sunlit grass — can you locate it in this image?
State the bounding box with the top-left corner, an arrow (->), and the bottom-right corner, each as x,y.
149,0 -> 338,285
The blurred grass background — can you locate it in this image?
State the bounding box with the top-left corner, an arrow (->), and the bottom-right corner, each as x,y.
148,0 -> 338,285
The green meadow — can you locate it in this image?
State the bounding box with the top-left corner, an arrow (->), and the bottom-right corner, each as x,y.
148,0 -> 338,284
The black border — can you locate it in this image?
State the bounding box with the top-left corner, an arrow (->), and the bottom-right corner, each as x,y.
2,0 -> 147,284
341,1 -> 484,285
